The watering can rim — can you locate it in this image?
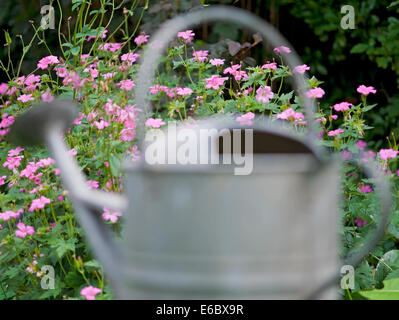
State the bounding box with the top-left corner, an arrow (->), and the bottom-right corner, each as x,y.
121,114 -> 332,173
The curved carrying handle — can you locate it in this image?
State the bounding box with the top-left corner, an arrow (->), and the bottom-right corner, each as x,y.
135,5 -> 392,298
8,100 -> 128,297
134,5 -> 319,146
308,154 -> 392,299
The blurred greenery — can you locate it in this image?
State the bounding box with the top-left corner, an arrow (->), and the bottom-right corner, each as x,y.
0,0 -> 398,147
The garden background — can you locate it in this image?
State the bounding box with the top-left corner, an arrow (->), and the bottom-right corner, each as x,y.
1,0 -> 399,300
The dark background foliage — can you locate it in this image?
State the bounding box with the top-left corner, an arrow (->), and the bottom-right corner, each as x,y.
0,0 -> 398,147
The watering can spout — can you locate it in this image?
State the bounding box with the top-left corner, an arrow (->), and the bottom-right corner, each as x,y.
8,100 -> 128,297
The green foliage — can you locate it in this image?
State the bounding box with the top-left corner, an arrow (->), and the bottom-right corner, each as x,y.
356,278 -> 399,299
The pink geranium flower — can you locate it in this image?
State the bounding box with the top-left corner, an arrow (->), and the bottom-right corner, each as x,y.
8,147 -> 24,157
359,185 -> 373,193
306,87 -> 325,99
355,140 -> 367,151
98,43 -> 122,52
134,34 -> 149,45
15,222 -> 35,238
357,85 -> 376,95
80,286 -> 102,300
273,46 -> 291,54
0,113 -> 14,129
63,71 -> 85,89
342,150 -> 352,161
192,50 -> 208,63
102,72 -> 116,79
17,94 -> 34,103
6,87 -> 17,96
293,64 -> 310,74
29,196 -> 50,212
42,89 -> 54,102
20,162 -> 39,179
118,79 -> 136,91
56,67 -> 68,78
94,120 -> 109,130
120,128 -> 135,142
205,75 -> 228,90
224,64 -> 241,75
0,175 -> 6,185
210,58 -> 225,66
224,64 -> 248,81
379,148 -> 399,160
328,129 -> 344,137
354,217 -> 368,227
37,157 -> 55,167
176,87 -> 193,96
261,62 -> 277,70
102,207 -> 122,223
24,75 -> 41,90
0,83 -> 8,95
0,210 -> 20,221
276,108 -> 304,122
360,150 -> 377,163
121,53 -> 140,65
37,55 -> 59,69
87,180 -> 99,189
333,102 -> 353,112
177,30 -> 195,43
236,112 -> 255,126
256,86 -> 274,104
145,118 -> 165,128
3,156 -> 23,170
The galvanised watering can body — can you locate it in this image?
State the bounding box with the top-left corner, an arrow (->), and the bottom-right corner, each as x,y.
120,118 -> 340,299
9,6 -> 391,299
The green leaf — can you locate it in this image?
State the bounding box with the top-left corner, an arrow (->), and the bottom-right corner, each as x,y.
350,43 -> 368,54
70,46 -> 80,56
388,1 -> 399,9
375,250 -> 399,284
4,30 -> 12,45
109,154 -> 120,177
48,238 -> 77,258
84,259 -> 102,269
4,267 -> 19,278
376,57 -> 391,69
358,278 -> 399,300
363,104 -> 377,112
65,271 -> 85,288
278,90 -> 294,102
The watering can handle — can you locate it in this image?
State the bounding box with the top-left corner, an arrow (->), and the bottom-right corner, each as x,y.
134,5 -> 319,147
8,100 -> 128,298
307,155 -> 392,299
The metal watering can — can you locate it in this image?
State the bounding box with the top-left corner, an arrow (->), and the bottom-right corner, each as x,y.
10,6 -> 391,299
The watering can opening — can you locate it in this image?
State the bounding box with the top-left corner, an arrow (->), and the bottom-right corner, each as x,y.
123,116 -> 324,175
217,128 -> 315,155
